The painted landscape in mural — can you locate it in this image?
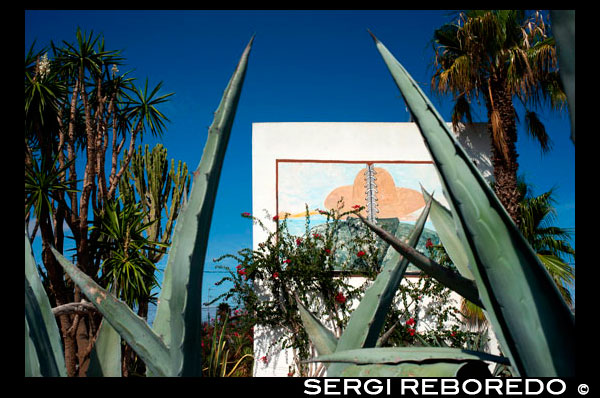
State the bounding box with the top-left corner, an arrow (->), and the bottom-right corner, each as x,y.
276,161 -> 447,272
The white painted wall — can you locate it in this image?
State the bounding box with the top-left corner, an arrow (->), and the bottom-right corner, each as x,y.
251,122 -> 495,377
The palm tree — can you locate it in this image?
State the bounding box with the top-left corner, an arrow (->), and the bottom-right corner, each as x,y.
431,10 -> 566,224
517,179 -> 575,306
25,28 -> 175,376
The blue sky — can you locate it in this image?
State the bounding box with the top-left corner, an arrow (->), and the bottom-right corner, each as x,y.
25,10 -> 575,313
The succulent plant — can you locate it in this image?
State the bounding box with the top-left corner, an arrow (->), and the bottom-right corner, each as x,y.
298,31 -> 574,378
25,35 -> 254,377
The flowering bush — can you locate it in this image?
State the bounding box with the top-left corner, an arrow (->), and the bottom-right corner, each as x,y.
211,201 -> 485,375
210,202 -> 379,375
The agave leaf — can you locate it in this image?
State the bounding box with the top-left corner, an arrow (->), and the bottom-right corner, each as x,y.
24,277 -> 62,377
24,227 -> 66,377
294,295 -> 338,356
336,361 -> 482,377
309,346 -> 509,365
86,319 -> 122,377
327,198 -> 432,376
25,316 -> 41,376
51,248 -> 171,377
360,215 -> 483,308
421,186 -> 475,281
152,35 -> 254,377
369,32 -> 575,376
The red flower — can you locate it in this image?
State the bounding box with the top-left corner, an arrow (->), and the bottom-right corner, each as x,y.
273,272 -> 279,279
425,238 -> 433,248
283,259 -> 291,264
313,233 -> 321,238
357,250 -> 366,257
450,331 -> 457,337
237,268 -> 246,275
260,356 -> 268,363
335,292 -> 346,304
324,248 -> 331,255
406,317 -> 415,326
408,328 -> 416,336
236,264 -> 243,269
273,215 -> 279,221
352,205 -> 361,209
318,209 -> 328,215
296,238 -> 302,245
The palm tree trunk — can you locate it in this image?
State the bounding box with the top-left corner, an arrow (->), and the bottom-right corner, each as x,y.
486,79 -> 522,225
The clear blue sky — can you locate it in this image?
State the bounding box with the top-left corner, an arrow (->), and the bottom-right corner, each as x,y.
25,10 -> 575,312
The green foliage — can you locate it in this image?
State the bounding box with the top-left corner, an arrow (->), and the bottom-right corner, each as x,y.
91,198 -> 164,307
212,202 -> 478,376
201,313 -> 254,377
25,154 -> 78,220
210,203 -> 378,374
364,31 -> 574,377
119,143 -> 191,264
48,36 -> 255,377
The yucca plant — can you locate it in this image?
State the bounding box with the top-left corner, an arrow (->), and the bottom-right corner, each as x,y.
25,35 -> 254,377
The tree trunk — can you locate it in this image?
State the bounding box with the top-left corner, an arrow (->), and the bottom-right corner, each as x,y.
486,79 -> 522,225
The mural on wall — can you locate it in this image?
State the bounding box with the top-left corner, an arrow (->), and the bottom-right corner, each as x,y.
276,160 -> 447,273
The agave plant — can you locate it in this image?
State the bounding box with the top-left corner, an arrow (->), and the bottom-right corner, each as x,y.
298,31 -> 574,378
25,36 -> 254,377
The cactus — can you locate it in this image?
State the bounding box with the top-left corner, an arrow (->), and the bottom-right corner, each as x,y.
119,143 -> 190,264
47,35 -> 254,377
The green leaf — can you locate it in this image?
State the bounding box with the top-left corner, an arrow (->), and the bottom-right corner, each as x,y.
311,347 -> 501,377
336,361 -> 483,377
295,296 -> 338,356
369,31 -> 575,376
327,199 -> 432,376
24,227 -> 66,377
421,186 -> 475,281
360,216 -> 483,308
152,35 -> 254,377
24,277 -> 62,377
25,316 -> 41,377
86,319 -> 122,377
51,248 -> 171,377
310,346 -> 509,365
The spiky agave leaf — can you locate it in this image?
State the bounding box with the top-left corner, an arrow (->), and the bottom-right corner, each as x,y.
359,215 -> 483,308
294,295 -> 338,356
151,35 -> 254,377
309,347 -> 506,377
421,186 -> 475,281
25,277 -> 63,377
326,198 -> 432,376
309,346 -> 509,365
51,248 -> 171,377
86,319 -> 122,377
369,31 -> 574,376
24,227 -> 67,377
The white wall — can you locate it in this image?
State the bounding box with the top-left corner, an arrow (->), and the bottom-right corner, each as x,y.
251,122 -> 494,377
